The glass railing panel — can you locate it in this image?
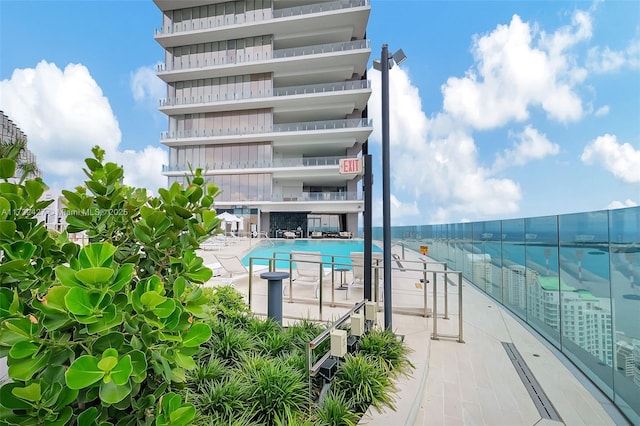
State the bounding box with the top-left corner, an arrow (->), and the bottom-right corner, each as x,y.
558,211 -> 614,398
462,222 -> 473,282
159,80 -> 370,107
157,40 -> 369,72
608,207 -> 640,423
273,0 -> 369,19
502,218 -> 527,321
156,1 -> 368,35
160,118 -> 371,140
274,191 -> 358,202
473,220 -> 503,302
525,215 -> 561,348
162,155 -> 353,172
376,206 -> 639,423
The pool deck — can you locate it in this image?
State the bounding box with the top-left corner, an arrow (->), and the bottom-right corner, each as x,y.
198,237 -> 629,426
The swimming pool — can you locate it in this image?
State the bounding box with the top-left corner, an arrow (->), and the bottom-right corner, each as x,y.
241,239 -> 382,268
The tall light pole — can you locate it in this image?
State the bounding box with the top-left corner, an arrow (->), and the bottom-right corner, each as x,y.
374,44 -> 406,330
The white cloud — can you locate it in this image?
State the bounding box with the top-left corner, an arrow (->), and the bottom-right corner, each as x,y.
0,60 -> 167,192
587,36 -> 640,73
368,66 -> 522,223
581,134 -> 640,183
441,12 -> 589,130
372,194 -> 420,226
594,105 -> 609,117
107,147 -> 168,194
492,125 -> 560,172
130,64 -> 165,107
607,199 -> 638,210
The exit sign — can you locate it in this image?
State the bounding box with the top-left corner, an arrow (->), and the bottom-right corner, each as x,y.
339,158 -> 363,175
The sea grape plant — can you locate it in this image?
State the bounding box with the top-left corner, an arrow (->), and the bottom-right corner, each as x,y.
0,146 -> 221,425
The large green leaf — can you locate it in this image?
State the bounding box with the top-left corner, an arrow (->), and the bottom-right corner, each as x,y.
185,267 -> 213,283
64,287 -> 97,316
66,355 -> 104,389
0,383 -> 31,409
129,350 -> 147,384
0,220 -> 17,239
110,263 -> 134,292
153,299 -> 176,319
75,267 -> 115,286
110,355 -> 132,385
169,405 -> 196,425
0,158 -> 16,179
7,351 -> 49,381
173,351 -> 195,370
99,379 -> 131,404
181,323 -> 212,348
8,341 -> 39,359
140,291 -> 166,309
11,383 -> 41,403
34,286 -> 69,315
0,196 -> 10,220
77,407 -> 99,426
91,332 -> 125,354
78,243 -> 117,268
55,265 -> 83,287
24,180 -> 46,204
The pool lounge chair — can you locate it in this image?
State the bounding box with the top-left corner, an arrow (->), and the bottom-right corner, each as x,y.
283,251 -> 331,298
310,231 -> 323,239
283,231 -> 296,239
350,251 -> 384,300
213,254 -> 268,285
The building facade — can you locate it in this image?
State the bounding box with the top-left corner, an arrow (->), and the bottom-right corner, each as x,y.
154,0 -> 372,238
1,111 -> 41,181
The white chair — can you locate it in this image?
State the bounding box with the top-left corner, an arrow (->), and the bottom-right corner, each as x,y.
214,254 -> 268,285
350,251 -> 383,300
283,251 -> 331,298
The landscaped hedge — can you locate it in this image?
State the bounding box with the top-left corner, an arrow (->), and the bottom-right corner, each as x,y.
0,146 -> 413,425
185,285 -> 414,425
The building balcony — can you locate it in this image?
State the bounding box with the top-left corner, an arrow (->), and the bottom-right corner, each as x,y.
162,155 -> 354,173
273,191 -> 359,202
154,0 -> 369,48
159,118 -> 372,149
156,40 -> 370,84
158,80 -> 371,118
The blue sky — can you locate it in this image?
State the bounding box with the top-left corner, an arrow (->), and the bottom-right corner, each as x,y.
1,0 -> 638,226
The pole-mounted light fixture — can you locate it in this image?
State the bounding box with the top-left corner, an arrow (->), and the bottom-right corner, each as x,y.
373,44 -> 407,330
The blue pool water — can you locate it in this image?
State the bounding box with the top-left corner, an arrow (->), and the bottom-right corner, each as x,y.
241,239 -> 382,268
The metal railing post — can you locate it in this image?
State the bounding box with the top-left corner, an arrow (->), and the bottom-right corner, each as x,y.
318,262 -> 323,320
289,253 -> 293,303
423,267 -> 428,318
444,271 -> 449,320
331,255 -> 335,307
431,270 -> 438,340
458,273 -> 464,343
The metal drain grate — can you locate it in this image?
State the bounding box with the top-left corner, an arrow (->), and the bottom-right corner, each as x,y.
502,342 -> 562,422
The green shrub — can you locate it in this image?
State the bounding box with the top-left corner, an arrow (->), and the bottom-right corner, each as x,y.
332,353 -> 396,414
237,354 -> 309,424
0,146 -> 220,425
204,320 -> 257,366
358,328 -> 414,377
315,392 -> 360,426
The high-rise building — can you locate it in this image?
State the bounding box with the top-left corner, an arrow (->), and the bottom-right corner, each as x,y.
0,111 -> 40,181
153,0 -> 372,238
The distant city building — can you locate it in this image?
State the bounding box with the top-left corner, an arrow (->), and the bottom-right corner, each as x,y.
0,111 -> 41,181
529,276 -> 613,366
502,264 -> 538,310
467,253 -> 492,293
36,190 -> 65,232
153,0 -> 372,237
